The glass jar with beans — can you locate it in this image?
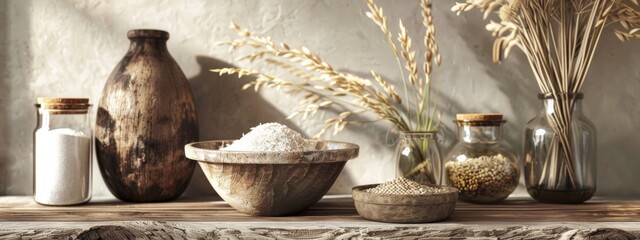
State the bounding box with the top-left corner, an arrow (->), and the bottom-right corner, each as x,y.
444,113 -> 520,203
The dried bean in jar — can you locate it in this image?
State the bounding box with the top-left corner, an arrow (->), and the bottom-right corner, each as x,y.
445,154 -> 518,202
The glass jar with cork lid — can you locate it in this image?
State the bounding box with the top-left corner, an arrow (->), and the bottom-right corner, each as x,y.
444,113 -> 520,203
34,98 -> 92,205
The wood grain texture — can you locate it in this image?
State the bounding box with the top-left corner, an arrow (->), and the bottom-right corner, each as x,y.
184,140 -> 358,216
1,196 -> 640,223
0,222 -> 639,239
352,184 -> 458,223
199,162 -> 347,216
95,29 -> 198,203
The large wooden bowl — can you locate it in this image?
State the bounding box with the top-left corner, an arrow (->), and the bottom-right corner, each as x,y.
185,140 -> 359,216
352,184 -> 458,223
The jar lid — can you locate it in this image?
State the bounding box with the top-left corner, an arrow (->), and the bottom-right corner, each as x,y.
456,113 -> 504,126
36,98 -> 91,111
456,113 -> 502,121
37,98 -> 89,105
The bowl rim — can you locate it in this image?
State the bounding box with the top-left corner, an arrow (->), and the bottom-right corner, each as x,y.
352,183 -> 459,205
185,140 -> 359,164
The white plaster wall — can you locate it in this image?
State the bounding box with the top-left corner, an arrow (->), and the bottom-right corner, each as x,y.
1,0 -> 639,197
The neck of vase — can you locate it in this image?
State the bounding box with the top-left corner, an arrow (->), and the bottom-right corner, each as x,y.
399,131 -> 437,140
539,93 -> 584,117
128,38 -> 168,53
127,30 -> 170,55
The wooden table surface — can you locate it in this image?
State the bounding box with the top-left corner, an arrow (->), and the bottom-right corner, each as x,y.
2,196 -> 640,239
1,195 -> 638,223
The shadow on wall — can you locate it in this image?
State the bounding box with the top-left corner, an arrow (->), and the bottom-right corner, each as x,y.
443,9 -> 539,195
445,11 -> 538,141
0,0 -> 32,195
578,33 -> 640,196
181,56 -> 319,197
0,0 -> 8,194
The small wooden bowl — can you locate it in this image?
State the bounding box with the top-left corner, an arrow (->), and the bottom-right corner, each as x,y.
185,140 -> 359,216
352,184 -> 458,223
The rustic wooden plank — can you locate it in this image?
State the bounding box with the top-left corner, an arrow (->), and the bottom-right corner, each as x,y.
1,222 -> 640,239
1,196 -> 639,223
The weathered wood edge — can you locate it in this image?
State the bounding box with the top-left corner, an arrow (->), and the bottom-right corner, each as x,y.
1,221 -> 639,240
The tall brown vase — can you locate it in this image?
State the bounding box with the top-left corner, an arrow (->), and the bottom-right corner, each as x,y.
96,29 -> 198,202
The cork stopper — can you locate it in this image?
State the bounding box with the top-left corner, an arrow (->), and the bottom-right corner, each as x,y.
456,113 -> 503,122
36,98 -> 91,112
456,113 -> 504,126
37,98 -> 89,105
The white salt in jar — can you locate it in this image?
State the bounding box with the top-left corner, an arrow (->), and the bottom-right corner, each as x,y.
34,98 -> 92,205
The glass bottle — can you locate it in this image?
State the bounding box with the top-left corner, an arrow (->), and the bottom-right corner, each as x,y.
395,131 -> 442,185
34,98 -> 92,205
444,114 -> 520,203
524,93 -> 596,203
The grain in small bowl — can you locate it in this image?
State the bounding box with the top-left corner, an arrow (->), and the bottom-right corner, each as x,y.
352,177 -> 458,223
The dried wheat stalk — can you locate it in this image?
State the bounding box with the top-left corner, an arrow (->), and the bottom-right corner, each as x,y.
213,0 -> 441,139
452,0 -> 640,189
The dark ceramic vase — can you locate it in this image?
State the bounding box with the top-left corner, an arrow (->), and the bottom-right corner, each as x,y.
95,29 -> 198,202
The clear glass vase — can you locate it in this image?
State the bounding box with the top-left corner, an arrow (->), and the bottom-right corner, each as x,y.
524,93 -> 596,204
395,131 -> 442,185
